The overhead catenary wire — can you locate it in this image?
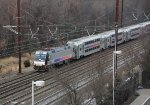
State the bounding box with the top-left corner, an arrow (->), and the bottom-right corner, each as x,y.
1,19 -> 145,51
132,13 -> 138,20
2,24 -> 112,48
144,12 -> 149,20
1,1 -> 150,58
1,21 -> 148,59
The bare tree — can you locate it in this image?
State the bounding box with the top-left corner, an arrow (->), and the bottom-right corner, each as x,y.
139,38 -> 150,87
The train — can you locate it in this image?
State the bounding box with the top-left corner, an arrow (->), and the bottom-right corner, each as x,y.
33,21 -> 150,71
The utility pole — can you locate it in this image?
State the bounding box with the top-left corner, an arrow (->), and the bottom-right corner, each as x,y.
113,1 -> 120,105
121,0 -> 124,27
115,0 -> 120,77
17,0 -> 22,73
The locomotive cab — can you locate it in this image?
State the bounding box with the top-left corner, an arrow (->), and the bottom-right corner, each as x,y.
34,51 -> 49,71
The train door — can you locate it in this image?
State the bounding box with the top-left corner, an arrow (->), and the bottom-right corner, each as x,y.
103,38 -> 107,49
140,26 -> 144,35
145,24 -> 150,34
123,32 -> 127,42
100,38 -> 105,50
73,46 -> 78,59
73,44 -> 83,59
111,35 -> 115,47
78,44 -> 84,58
127,31 -> 131,40
107,37 -> 111,47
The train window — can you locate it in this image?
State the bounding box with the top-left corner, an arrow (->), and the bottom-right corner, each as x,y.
52,50 -> 55,53
80,48 -> 81,51
112,35 -> 115,37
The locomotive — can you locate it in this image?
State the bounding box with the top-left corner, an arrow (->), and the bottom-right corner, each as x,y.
34,21 -> 150,71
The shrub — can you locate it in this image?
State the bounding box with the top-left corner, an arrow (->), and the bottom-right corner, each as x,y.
134,92 -> 139,96
24,60 -> 31,67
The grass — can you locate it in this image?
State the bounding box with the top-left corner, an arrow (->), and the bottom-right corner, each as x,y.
0,52 -> 35,74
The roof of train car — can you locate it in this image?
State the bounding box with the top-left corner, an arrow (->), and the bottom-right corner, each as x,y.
122,24 -> 141,32
67,29 -> 123,45
67,21 -> 150,46
101,29 -> 123,38
139,21 -> 150,27
67,32 -> 105,45
41,46 -> 71,54
122,21 -> 150,32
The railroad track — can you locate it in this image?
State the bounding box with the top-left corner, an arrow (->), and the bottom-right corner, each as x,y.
0,35 -> 148,105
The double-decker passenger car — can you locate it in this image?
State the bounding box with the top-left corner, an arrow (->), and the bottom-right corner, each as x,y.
67,33 -> 106,59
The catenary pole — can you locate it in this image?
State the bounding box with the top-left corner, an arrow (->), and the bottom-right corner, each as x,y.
17,0 -> 22,73
121,0 -> 124,27
115,0 -> 119,77
113,0 -> 120,104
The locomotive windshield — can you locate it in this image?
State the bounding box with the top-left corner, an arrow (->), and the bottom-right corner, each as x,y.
35,54 -> 46,61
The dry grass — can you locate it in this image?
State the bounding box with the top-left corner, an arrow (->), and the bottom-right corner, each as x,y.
1,56 -> 18,65
0,52 -> 35,74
